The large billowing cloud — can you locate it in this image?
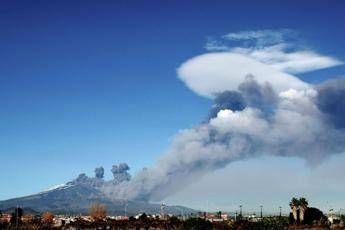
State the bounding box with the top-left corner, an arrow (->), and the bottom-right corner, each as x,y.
74,30 -> 345,203
107,76 -> 345,202
316,77 -> 345,128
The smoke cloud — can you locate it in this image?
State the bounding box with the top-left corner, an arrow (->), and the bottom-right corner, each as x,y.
69,31 -> 345,203
95,167 -> 104,179
208,90 -> 245,119
316,77 -> 345,128
107,76 -> 345,202
238,75 -> 278,111
69,77 -> 345,203
111,163 -> 131,184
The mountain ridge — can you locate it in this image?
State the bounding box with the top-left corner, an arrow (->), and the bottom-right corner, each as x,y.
0,164 -> 195,215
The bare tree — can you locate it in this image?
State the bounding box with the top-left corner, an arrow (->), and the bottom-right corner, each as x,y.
89,203 -> 107,222
42,212 -> 55,225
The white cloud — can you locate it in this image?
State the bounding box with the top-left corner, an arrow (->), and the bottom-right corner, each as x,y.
210,108 -> 268,136
199,30 -> 343,90
232,44 -> 343,74
177,52 -> 309,97
204,39 -> 230,51
223,29 -> 288,46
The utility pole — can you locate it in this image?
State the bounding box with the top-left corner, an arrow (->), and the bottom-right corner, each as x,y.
161,202 -> 166,220
239,205 -> 242,219
260,205 -> 263,219
16,206 -> 18,229
124,202 -> 128,218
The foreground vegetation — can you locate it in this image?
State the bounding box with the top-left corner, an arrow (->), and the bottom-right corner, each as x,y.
1,198 -> 344,229
0,215 -> 290,230
2,214 -> 343,229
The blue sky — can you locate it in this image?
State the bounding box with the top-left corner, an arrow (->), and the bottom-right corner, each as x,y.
1,1 -> 345,212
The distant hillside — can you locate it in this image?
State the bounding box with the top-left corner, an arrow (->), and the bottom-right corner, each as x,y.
0,183 -> 194,216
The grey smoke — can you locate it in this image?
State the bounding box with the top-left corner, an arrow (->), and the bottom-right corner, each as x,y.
316,77 -> 345,128
95,167 -> 104,179
75,173 -> 89,183
111,163 -> 131,184
209,91 -> 245,119
72,172 -> 104,187
70,164 -> 131,190
108,76 -> 345,202
238,74 -> 278,112
208,75 -> 277,119
112,163 -> 130,174
70,76 -> 345,203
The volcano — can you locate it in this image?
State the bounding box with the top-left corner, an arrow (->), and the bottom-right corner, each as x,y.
0,164 -> 195,216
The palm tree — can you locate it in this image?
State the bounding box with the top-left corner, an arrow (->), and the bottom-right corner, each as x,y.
299,197 -> 308,223
289,197 -> 300,223
299,197 -> 308,207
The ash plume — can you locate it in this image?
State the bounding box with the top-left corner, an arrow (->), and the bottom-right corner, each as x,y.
72,172 -> 104,187
91,31 -> 345,202
108,76 -> 345,202
316,77 -> 345,128
69,164 -> 131,192
95,167 -> 104,179
111,163 -> 131,184
209,91 -> 245,119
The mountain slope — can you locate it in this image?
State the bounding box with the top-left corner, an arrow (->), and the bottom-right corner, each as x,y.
0,164 -> 196,215
0,184 -> 194,215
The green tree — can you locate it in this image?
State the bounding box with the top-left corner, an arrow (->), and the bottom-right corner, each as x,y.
299,197 -> 308,208
299,197 -> 309,223
289,197 -> 300,208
